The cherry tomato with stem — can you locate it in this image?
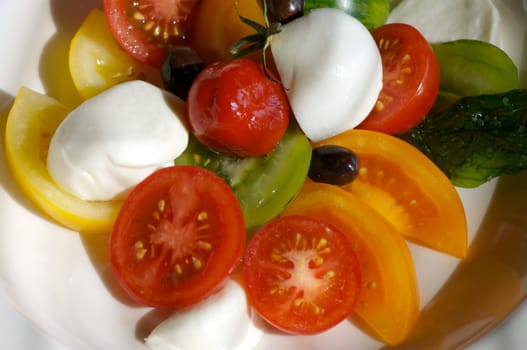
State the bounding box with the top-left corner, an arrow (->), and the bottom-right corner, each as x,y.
110,165 -> 246,308
358,23 -> 440,134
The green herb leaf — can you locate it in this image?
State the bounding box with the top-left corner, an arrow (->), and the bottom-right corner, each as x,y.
399,89 -> 527,188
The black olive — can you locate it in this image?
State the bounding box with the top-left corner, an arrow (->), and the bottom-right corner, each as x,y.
265,0 -> 304,24
161,46 -> 205,100
308,145 -> 360,186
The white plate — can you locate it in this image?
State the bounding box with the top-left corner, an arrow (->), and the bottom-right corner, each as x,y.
0,0 -> 526,349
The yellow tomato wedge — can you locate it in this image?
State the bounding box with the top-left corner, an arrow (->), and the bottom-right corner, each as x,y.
4,87 -> 122,234
283,182 -> 419,346
69,8 -> 161,100
314,129 -> 467,258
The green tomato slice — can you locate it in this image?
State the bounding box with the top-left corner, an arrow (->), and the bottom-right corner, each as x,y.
175,123 -> 312,230
432,39 -> 519,97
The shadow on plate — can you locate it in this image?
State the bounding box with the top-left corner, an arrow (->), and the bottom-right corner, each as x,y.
383,173 -> 527,350
39,0 -> 103,108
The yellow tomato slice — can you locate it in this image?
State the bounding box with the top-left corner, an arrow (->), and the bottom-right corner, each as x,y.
314,129 -> 467,258
69,8 -> 161,100
4,87 -> 122,234
283,182 -> 419,346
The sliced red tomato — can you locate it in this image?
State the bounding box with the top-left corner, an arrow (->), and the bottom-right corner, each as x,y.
357,23 -> 440,134
110,165 -> 245,308
187,58 -> 290,158
313,129 -> 467,258
103,0 -> 198,67
242,215 -> 361,334
282,183 -> 419,345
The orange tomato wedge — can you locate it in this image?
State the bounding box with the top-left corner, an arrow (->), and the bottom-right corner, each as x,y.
283,182 -> 419,345
313,129 -> 467,258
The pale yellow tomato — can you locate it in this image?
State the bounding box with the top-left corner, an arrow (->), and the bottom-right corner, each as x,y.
69,8 -> 162,100
4,86 -> 122,234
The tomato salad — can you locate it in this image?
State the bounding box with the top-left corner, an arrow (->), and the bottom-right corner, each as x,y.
7,0 -> 522,348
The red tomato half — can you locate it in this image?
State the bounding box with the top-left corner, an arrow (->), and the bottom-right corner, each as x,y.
242,215 -> 362,334
110,166 -> 245,308
358,23 -> 440,134
187,58 -> 290,158
103,0 -> 197,67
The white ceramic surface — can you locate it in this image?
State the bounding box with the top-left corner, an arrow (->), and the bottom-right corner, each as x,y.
0,0 -> 526,349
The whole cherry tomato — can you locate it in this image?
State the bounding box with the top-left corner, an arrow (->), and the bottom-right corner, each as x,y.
187,58 -> 290,158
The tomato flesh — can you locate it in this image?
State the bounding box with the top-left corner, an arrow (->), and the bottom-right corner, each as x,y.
358,23 -> 440,134
110,165 -> 245,308
187,58 -> 290,158
104,0 -> 197,67
283,183 -> 419,345
242,215 -> 362,335
313,129 -> 467,258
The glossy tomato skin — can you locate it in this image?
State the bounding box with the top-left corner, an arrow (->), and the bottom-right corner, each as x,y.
242,215 -> 362,335
187,58 -> 290,158
110,165 -> 245,308
104,0 -> 197,67
358,23 -> 440,134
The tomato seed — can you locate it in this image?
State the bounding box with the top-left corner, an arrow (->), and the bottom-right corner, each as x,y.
311,255 -> 324,266
316,237 -> 328,250
192,256 -> 202,270
197,240 -> 212,251
324,270 -> 336,280
157,199 -> 166,212
197,211 -> 208,221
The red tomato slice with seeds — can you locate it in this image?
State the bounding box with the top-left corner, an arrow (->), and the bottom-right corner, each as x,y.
242,215 -> 362,334
103,0 -> 197,67
358,23 -> 440,134
110,166 -> 245,308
